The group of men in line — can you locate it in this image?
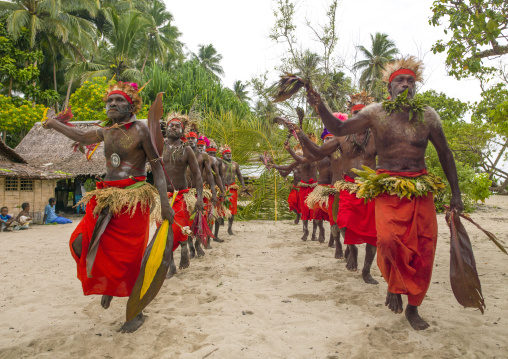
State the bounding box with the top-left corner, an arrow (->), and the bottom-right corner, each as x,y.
267,56 -> 463,331
43,81 -> 246,332
42,55 -> 464,333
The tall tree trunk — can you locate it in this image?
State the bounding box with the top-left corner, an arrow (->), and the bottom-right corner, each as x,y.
64,74 -> 74,109
488,138 -> 508,180
140,48 -> 150,74
53,59 -> 60,112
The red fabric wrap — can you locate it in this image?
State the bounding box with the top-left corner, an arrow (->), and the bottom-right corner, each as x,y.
351,104 -> 366,113
186,131 -> 197,138
288,187 -> 300,213
312,184 -> 329,221
328,185 -> 337,226
227,183 -> 238,215
206,148 -> 216,152
298,179 -> 317,221
197,140 -> 206,146
375,169 -> 437,306
69,177 -> 149,297
222,149 -> 231,155
338,175 -> 377,246
167,188 -> 191,252
324,134 -> 334,139
108,90 -> 133,104
389,69 -> 416,83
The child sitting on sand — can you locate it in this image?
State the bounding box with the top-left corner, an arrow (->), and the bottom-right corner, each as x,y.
13,203 -> 33,230
1,206 -> 14,232
44,198 -> 72,225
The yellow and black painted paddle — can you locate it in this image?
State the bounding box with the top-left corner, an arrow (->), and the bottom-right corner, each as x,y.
126,220 -> 174,322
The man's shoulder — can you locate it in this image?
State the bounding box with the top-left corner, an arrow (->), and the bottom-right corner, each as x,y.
423,106 -> 442,127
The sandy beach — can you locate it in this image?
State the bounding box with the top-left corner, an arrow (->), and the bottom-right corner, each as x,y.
1,196 -> 507,359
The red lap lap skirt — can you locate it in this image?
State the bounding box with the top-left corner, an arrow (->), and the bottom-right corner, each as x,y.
69,177 -> 149,297
312,184 -> 330,222
375,169 -> 438,307
298,179 -> 317,221
288,186 -> 300,213
227,183 -> 238,215
168,189 -> 191,252
328,189 -> 337,226
338,175 -> 376,246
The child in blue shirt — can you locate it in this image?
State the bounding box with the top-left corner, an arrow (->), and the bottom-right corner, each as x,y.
44,198 -> 72,225
1,206 -> 13,232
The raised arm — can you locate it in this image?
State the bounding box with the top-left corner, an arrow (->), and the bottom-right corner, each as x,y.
428,111 -> 463,213
269,161 -> 299,172
140,124 -> 174,223
186,147 -> 204,212
306,89 -> 371,136
44,117 -> 103,145
284,142 -> 312,164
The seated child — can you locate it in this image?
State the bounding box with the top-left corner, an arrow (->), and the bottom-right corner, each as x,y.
44,198 -> 72,225
1,206 -> 14,232
13,203 -> 32,230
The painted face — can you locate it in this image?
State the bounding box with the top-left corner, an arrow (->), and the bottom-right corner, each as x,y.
223,153 -> 232,161
208,150 -> 217,157
197,144 -> 206,153
166,120 -> 183,139
1,208 -> 8,216
388,74 -> 416,99
105,94 -> 133,120
187,137 -> 197,148
324,136 -> 334,144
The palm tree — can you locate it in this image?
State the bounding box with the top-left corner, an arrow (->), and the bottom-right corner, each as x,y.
193,44 -> 224,79
233,80 -> 250,102
69,9 -> 150,83
0,0 -> 98,103
135,0 -> 183,73
353,33 -> 399,92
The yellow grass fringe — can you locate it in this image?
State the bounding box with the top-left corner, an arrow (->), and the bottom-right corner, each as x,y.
228,183 -> 240,190
334,180 -> 360,194
184,188 -> 213,214
77,183 -> 161,223
305,185 -> 337,209
297,182 -> 318,188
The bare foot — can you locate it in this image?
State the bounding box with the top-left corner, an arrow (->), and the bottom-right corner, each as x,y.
301,228 -> 309,241
328,234 -> 335,248
345,245 -> 358,271
344,245 -> 350,260
179,245 -> 190,270
405,305 -> 430,330
196,243 -> 205,257
362,270 -> 379,285
117,313 -> 145,333
294,213 -> 301,225
205,242 -> 212,250
166,260 -> 177,278
228,228 -> 234,236
213,237 -> 224,242
189,244 -> 196,259
385,291 -> 403,314
318,229 -> 325,243
101,295 -> 113,309
335,245 -> 344,259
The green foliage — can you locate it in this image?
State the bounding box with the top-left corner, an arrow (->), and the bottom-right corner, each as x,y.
143,62 -> 250,119
472,83 -> 508,136
69,77 -> 109,121
383,89 -> 426,122
0,95 -> 47,147
426,145 -> 492,212
430,0 -> 508,80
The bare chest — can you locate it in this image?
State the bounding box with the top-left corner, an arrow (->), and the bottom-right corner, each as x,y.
374,113 -> 429,150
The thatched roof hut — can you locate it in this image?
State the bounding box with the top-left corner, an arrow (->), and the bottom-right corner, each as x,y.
15,121 -> 106,177
1,138 -> 68,223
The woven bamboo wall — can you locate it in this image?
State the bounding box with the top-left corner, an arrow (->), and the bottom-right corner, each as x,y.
0,178 -> 57,224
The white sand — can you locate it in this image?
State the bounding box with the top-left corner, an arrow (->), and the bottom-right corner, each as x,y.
1,197 -> 507,359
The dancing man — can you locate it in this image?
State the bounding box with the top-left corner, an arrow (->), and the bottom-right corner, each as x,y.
305,57 -> 463,330
44,82 -> 173,333
163,113 -> 205,277
220,146 -> 247,235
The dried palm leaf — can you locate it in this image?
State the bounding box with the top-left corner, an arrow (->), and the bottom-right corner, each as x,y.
445,210 -> 486,313
272,73 -> 309,103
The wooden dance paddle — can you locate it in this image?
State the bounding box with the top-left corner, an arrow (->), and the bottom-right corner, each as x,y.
86,207 -> 112,278
446,210 -> 486,313
126,220 -> 174,322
